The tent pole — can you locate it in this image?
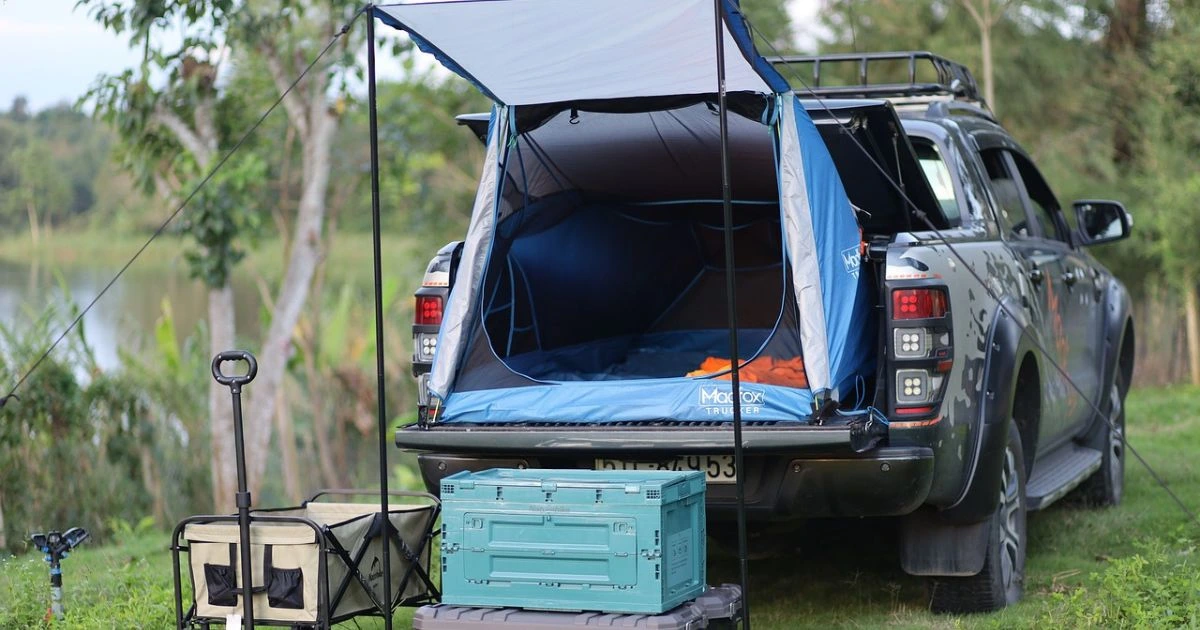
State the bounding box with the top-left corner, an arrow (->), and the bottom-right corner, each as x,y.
713,1 -> 751,627
365,8 -> 394,630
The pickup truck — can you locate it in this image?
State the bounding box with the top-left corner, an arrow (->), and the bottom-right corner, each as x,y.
396,52 -> 1134,613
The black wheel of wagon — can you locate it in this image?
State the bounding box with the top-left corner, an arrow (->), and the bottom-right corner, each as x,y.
928,417 -> 1027,613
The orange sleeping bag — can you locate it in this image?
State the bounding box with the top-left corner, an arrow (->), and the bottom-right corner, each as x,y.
686,355 -> 808,389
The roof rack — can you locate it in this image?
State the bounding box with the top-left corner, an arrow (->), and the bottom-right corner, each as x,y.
769,51 -> 988,109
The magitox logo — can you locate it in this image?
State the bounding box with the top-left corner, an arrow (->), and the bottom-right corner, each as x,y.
698,385 -> 766,416
841,245 -> 861,279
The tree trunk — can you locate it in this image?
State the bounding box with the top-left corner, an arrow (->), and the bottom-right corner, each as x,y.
25,200 -> 39,246
208,282 -> 238,511
275,382 -> 302,502
275,123 -> 296,258
1185,280 -> 1200,387
980,20 -> 994,111
1105,0 -> 1149,164
139,444 -> 166,524
300,313 -> 342,489
0,493 -> 7,550
959,0 -> 1000,111
244,106 -> 339,493
314,396 -> 341,488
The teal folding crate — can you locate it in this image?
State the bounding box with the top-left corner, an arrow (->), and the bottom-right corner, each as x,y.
439,468 -> 707,614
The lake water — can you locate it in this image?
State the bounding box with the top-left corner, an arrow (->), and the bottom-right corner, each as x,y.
0,260 -> 262,371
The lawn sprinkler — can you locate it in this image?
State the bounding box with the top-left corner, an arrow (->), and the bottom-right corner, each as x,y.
31,527 -> 90,619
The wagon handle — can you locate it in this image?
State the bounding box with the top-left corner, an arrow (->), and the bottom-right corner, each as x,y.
211,350 -> 258,392
210,349 -> 258,627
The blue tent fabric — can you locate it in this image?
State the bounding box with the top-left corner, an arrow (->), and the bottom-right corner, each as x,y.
720,1 -> 791,94
789,97 -> 874,394
438,379 -> 816,424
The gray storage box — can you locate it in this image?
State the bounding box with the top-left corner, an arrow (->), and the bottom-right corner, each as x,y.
693,584 -> 742,628
412,584 -> 742,630
413,602 -> 706,630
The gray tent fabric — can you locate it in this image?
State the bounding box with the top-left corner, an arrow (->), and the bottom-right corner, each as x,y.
495,103 -> 777,211
431,107 -> 508,398
375,0 -> 779,105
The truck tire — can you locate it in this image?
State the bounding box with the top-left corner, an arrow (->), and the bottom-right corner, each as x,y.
928,417 -> 1027,613
1075,374 -> 1126,506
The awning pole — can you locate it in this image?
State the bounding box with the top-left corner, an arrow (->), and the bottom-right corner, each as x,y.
365,7 -> 394,629
713,1 -> 751,627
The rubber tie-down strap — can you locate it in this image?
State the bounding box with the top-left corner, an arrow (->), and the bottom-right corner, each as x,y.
809,393 -> 840,426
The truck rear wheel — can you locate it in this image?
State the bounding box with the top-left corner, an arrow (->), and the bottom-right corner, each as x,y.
928,417 -> 1027,613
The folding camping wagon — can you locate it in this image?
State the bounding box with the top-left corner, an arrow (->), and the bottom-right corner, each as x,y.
171,491 -> 440,628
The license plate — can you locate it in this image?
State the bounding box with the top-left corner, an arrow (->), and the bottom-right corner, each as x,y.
594,455 -> 736,483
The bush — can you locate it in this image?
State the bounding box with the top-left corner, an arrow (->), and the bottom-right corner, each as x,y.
0,300 -> 210,553
1042,538 -> 1200,627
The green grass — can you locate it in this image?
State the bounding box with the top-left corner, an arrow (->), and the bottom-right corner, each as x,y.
1,386 -> 1198,628
0,532 -> 178,628
707,384 -> 1200,628
0,528 -> 422,629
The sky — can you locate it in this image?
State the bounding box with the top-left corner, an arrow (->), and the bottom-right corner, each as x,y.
0,0 -> 147,110
0,0 -> 825,113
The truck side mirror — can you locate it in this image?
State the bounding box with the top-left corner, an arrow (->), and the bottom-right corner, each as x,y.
1073,200 -> 1131,246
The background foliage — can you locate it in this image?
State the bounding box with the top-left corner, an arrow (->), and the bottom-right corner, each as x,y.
0,298 -> 210,548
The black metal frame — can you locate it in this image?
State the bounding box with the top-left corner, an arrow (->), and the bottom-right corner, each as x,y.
769,51 -> 984,105
364,8 -> 396,630
713,1 -> 751,628
170,490 -> 440,630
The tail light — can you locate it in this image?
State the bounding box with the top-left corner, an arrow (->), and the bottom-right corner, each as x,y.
892,288 -> 947,320
889,285 -> 953,422
415,296 -> 444,326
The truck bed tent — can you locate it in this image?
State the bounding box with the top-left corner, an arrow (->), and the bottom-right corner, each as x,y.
376,0 -> 874,423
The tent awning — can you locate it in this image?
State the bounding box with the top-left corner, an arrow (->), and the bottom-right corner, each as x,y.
374,0 -> 789,105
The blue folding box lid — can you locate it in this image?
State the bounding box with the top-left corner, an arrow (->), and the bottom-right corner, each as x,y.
441,468 -> 706,504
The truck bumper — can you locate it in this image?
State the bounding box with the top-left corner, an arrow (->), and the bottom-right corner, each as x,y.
397,423 -> 862,454
402,424 -> 934,519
